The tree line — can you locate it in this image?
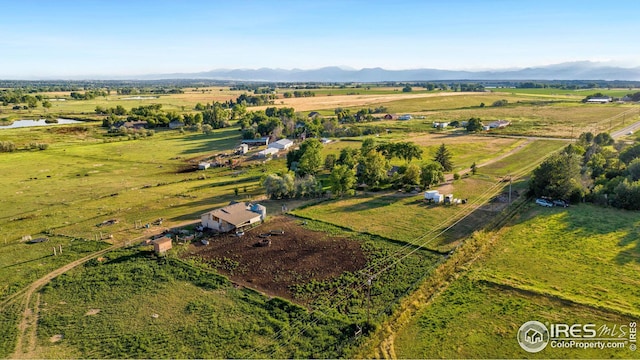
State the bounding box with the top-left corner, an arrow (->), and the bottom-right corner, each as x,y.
264,138 -> 456,199
529,132 -> 640,210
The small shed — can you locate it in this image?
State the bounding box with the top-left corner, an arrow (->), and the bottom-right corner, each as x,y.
257,148 -> 279,158
398,114 -> 412,120
236,143 -> 249,154
198,162 -> 210,170
152,237 -> 172,254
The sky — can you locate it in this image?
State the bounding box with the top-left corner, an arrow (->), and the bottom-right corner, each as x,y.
1,0 -> 639,79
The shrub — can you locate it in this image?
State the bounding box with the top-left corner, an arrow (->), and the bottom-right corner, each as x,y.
453,172 -> 461,180
0,141 -> 16,152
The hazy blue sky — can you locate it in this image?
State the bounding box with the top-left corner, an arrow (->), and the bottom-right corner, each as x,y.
1,0 -> 638,78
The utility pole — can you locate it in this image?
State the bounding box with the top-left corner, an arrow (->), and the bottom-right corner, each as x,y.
366,277 -> 372,323
509,175 -> 512,204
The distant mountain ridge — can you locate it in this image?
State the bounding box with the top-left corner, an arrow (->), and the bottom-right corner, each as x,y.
143,62 -> 640,82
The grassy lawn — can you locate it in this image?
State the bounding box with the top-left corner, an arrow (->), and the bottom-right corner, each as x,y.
391,203 -> 640,358
472,204 -> 640,316
394,276 -> 634,359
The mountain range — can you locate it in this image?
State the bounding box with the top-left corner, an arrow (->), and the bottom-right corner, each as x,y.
140,62 -> 640,82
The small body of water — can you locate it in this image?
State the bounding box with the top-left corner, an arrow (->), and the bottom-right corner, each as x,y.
121,96 -> 159,100
0,118 -> 83,129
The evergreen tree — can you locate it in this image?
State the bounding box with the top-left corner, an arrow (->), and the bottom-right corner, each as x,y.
434,143 -> 454,172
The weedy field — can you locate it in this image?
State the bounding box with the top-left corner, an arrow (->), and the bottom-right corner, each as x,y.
394,276 -> 633,359
390,204 -> 640,358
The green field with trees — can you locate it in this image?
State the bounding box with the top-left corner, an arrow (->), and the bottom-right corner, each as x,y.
1,80 -> 639,358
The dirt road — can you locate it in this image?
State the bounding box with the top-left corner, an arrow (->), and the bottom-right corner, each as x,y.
7,220 -> 199,359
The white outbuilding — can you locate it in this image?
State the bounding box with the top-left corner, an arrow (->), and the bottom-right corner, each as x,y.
268,138 -> 294,150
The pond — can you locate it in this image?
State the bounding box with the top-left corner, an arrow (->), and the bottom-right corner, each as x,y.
121,96 -> 159,100
0,118 -> 84,129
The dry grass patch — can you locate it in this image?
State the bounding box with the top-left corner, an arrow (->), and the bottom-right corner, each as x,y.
254,92 -> 483,112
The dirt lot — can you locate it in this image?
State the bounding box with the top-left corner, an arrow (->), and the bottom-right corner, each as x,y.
183,216 -> 367,301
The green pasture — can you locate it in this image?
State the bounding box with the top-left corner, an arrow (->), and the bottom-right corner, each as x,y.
394,203 -> 640,358
491,87 -> 637,97
480,140 -> 567,177
394,276 -> 634,359
472,204 -> 640,317
0,125 -> 289,302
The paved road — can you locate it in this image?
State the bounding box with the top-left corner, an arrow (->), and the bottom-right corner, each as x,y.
611,119 -> 640,139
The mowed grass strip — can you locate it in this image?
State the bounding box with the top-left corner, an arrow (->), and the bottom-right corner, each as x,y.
393,276 -> 633,359
472,204 -> 640,317
292,177 -> 499,251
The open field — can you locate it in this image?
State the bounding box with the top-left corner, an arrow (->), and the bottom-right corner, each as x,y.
390,203 -> 640,358
472,204 -> 640,316
0,125 -> 293,303
491,87 -> 637,97
355,100 -> 639,138
394,276 -> 634,358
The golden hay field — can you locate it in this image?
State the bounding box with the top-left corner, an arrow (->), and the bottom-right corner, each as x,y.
254,91 -> 485,112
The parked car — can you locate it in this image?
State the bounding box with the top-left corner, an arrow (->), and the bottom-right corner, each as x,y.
552,199 -> 568,207
535,198 -> 553,207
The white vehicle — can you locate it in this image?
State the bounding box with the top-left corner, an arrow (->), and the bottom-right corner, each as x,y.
535,198 -> 553,207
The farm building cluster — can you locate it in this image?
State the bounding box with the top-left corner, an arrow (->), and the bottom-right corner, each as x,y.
196,137 -> 296,170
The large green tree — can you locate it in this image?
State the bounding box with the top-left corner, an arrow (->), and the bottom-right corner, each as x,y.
433,143 -> 454,172
529,152 -> 583,201
337,147 -> 359,169
402,163 -> 421,185
329,165 -> 356,197
466,118 -> 483,132
420,162 -> 445,189
358,149 -> 389,186
288,138 -> 323,177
